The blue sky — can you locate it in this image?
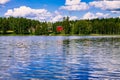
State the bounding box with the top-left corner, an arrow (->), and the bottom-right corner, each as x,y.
0,0 -> 120,22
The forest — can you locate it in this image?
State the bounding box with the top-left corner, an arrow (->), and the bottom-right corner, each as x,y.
0,17 -> 120,35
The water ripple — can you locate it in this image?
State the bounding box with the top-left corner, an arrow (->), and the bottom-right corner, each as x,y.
0,36 -> 120,80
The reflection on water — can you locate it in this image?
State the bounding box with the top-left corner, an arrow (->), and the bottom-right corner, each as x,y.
0,36 -> 120,80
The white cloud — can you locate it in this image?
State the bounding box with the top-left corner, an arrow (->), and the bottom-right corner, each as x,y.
51,15 -> 63,22
50,10 -> 78,22
70,16 -> 78,20
54,10 -> 62,15
5,6 -> 52,21
60,0 -> 89,11
0,0 -> 10,5
83,12 -> 109,19
65,0 -> 81,5
51,15 -> 78,22
111,11 -> 120,14
5,6 -> 65,22
60,3 -> 89,11
83,12 -> 96,19
90,1 -> 120,11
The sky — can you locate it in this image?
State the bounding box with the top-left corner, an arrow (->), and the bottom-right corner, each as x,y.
0,0 -> 120,22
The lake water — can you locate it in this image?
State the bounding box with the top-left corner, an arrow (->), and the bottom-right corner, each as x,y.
0,36 -> 120,80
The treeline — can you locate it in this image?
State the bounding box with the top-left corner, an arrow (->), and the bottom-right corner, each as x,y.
0,17 -> 120,35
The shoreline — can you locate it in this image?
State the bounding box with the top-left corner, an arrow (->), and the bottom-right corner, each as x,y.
0,34 -> 120,37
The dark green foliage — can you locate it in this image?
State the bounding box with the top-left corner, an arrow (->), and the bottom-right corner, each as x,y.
0,18 -> 11,34
62,17 -> 71,34
0,17 -> 120,35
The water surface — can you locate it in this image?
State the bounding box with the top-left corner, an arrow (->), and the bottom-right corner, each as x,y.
0,36 -> 120,80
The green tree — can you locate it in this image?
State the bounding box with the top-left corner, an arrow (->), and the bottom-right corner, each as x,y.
62,17 -> 70,34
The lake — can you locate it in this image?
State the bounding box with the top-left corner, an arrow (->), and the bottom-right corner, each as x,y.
0,36 -> 120,80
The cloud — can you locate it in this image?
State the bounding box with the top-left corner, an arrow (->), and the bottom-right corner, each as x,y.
50,10 -> 78,22
65,0 -> 81,5
51,15 -> 78,22
60,0 -> 89,11
5,6 -> 63,22
5,6 -> 52,21
60,3 -> 89,11
95,0 -> 119,1
111,11 -> 120,14
51,15 -> 63,22
89,1 -> 120,12
83,12 -> 109,19
0,0 -> 10,5
70,16 -> 78,20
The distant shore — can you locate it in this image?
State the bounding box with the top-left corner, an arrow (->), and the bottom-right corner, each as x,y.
0,17 -> 120,36
0,34 -> 120,37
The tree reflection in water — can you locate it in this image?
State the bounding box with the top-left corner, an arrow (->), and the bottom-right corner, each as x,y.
0,36 -> 120,80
